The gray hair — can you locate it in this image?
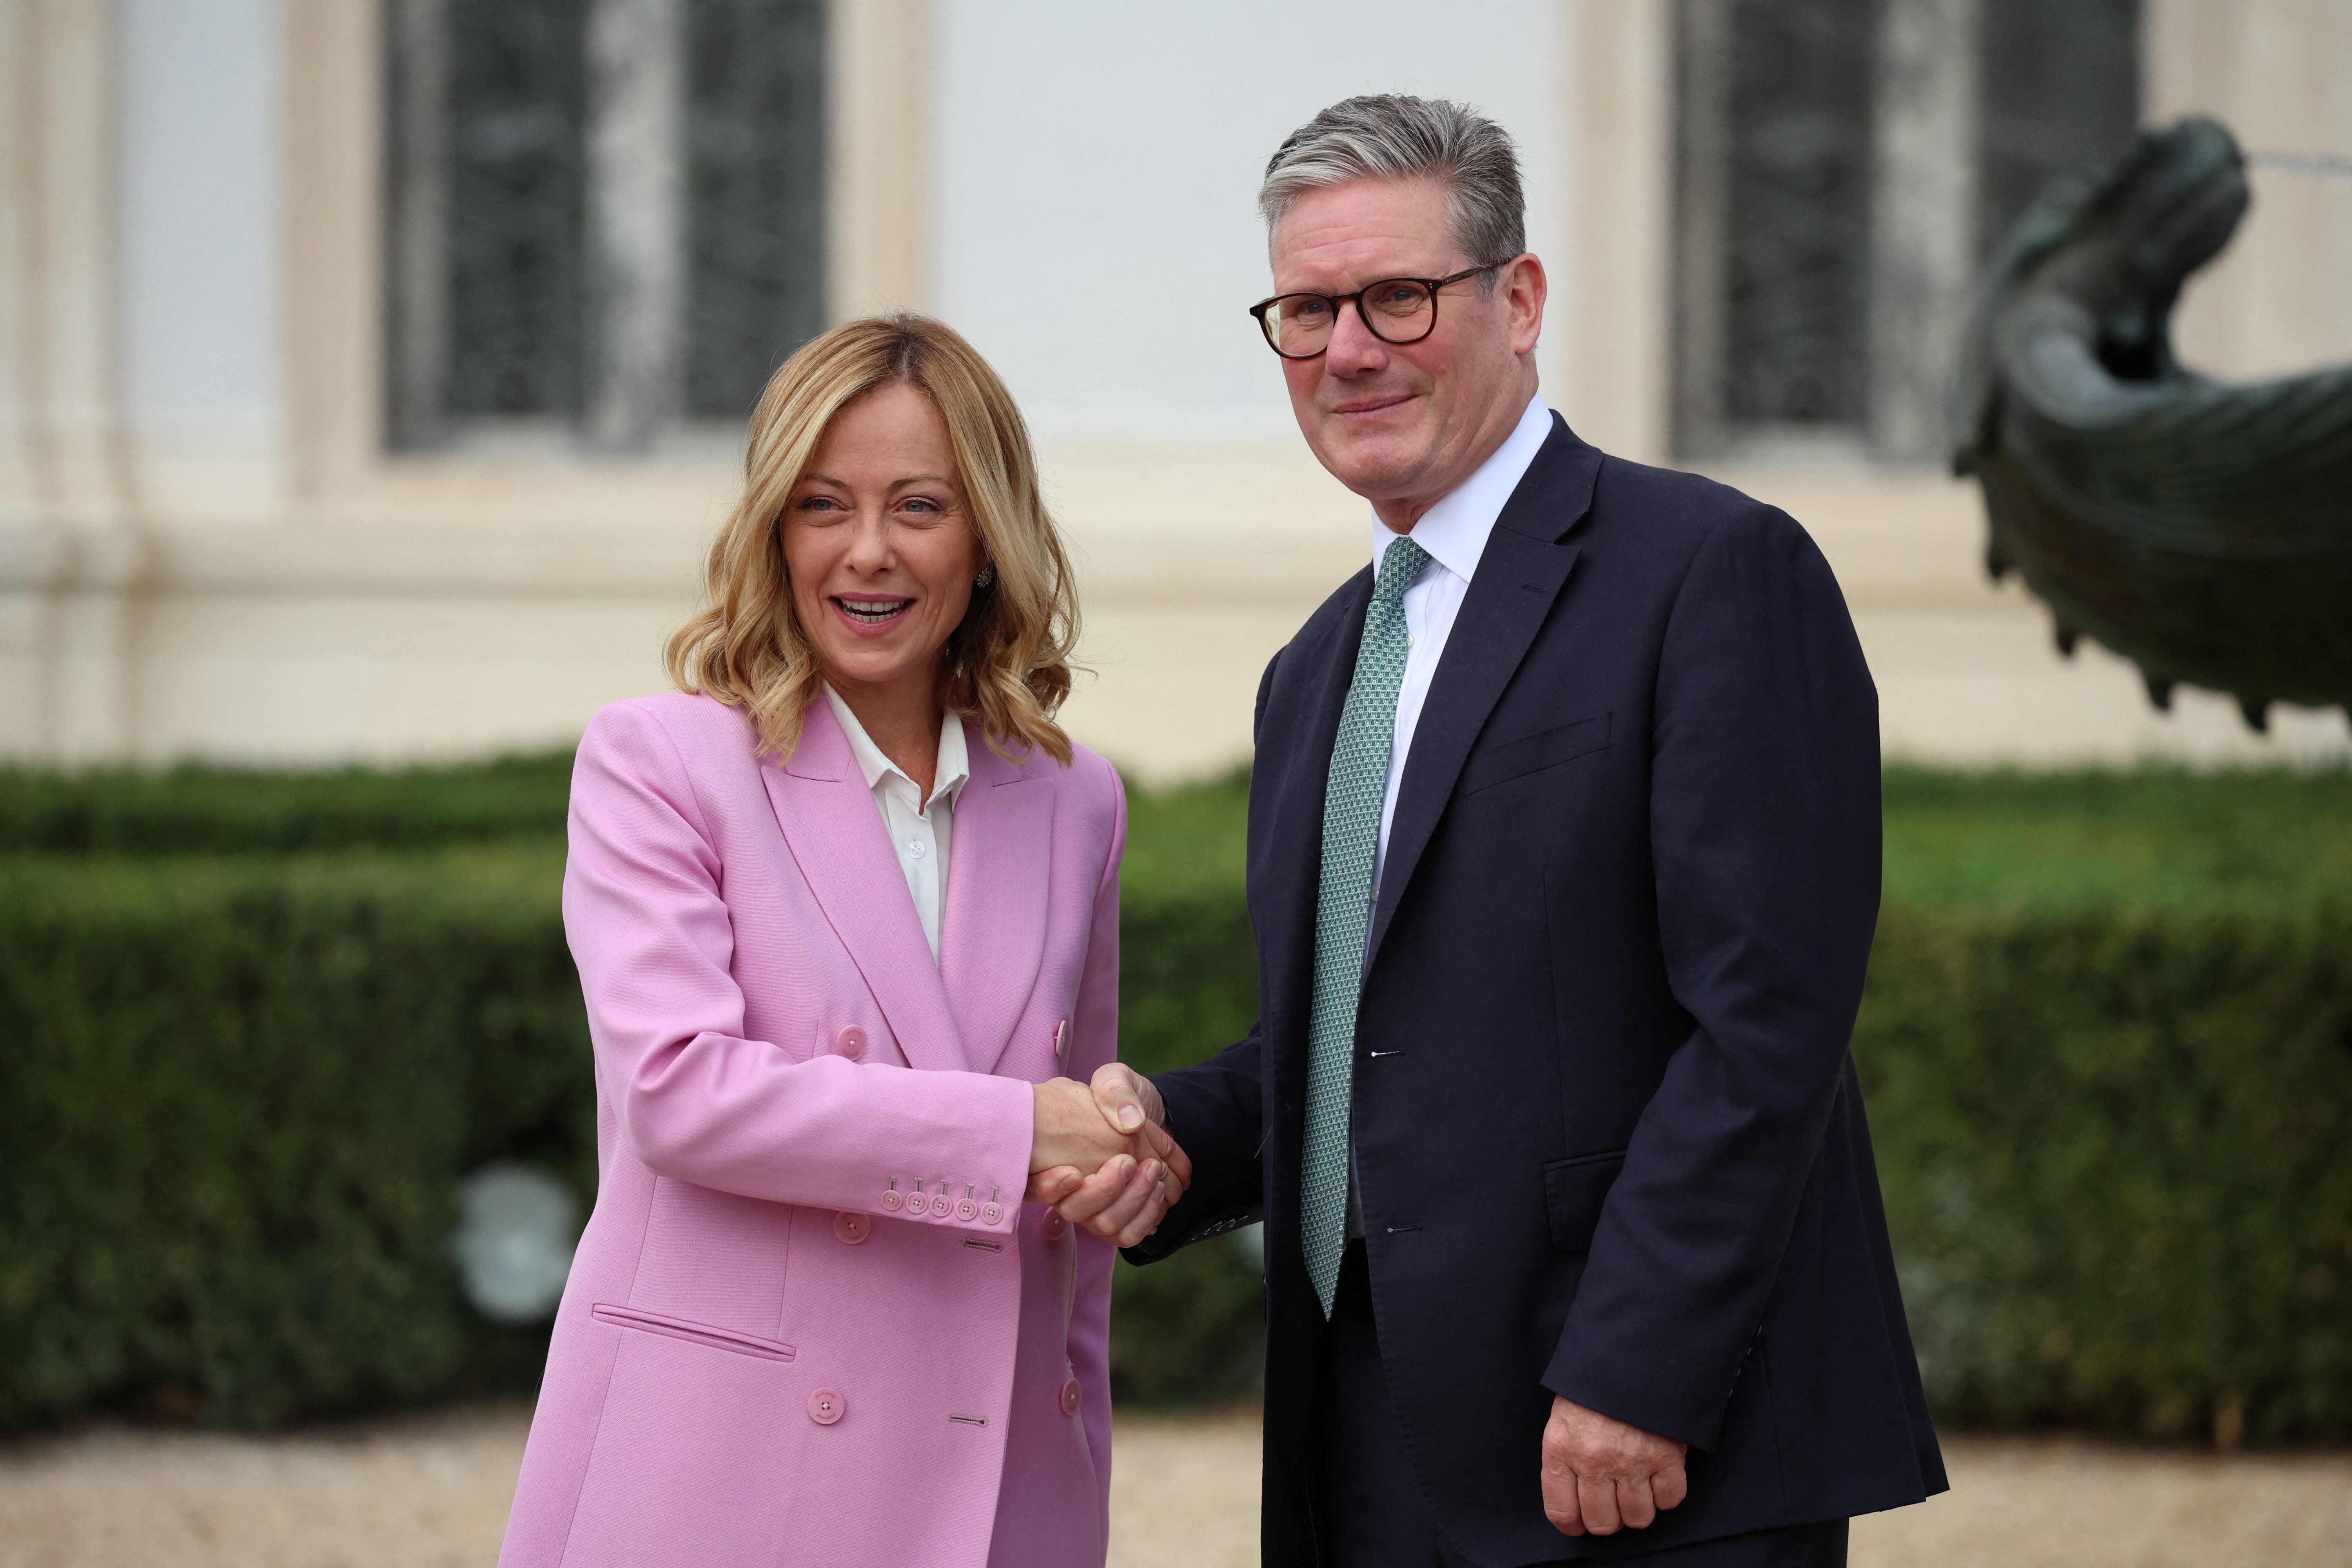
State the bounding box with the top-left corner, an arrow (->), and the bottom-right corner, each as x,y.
1258,94 -> 1526,284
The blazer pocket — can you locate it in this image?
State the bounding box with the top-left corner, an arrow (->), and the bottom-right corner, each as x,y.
1459,712 -> 1612,795
590,1304 -> 798,1363
1541,1149 -> 1627,1253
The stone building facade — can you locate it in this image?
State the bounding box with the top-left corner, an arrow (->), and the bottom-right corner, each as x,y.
4,0 -> 2348,779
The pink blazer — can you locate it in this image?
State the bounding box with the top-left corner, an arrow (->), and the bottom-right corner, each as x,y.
498,693 -> 1126,1568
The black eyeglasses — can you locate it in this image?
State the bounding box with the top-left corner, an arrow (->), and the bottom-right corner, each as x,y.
1249,261 -> 1507,359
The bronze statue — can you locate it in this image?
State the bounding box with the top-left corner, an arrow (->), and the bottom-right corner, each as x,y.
1951,117 -> 2352,731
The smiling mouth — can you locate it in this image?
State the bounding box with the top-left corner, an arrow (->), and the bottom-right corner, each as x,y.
835,597 -> 912,625
1332,394 -> 1414,417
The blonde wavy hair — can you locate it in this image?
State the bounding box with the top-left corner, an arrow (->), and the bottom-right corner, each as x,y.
666,315 -> 1080,766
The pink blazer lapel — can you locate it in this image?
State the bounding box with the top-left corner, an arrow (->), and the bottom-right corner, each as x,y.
940,723 -> 1056,1078
763,701 -> 970,1073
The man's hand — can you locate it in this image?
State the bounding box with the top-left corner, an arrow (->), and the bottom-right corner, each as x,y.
1071,1062 -> 1189,1209
1541,1396 -> 1689,1537
1025,1066 -> 1192,1247
1025,1073 -> 1191,1247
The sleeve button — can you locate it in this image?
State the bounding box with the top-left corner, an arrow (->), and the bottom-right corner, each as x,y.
981,1203 -> 1002,1225
880,1190 -> 903,1212
929,1192 -> 955,1218
955,1198 -> 978,1221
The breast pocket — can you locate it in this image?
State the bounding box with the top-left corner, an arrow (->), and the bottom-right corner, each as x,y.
1459,711 -> 1612,796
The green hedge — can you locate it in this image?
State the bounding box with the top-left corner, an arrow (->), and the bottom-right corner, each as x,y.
1068,773 -> 1272,1405
0,850 -> 586,1427
0,756 -> 572,854
4,762 -> 2351,1438
1863,903 -> 2352,1442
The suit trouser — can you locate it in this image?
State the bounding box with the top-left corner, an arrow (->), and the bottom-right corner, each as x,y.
1315,1240 -> 1848,1568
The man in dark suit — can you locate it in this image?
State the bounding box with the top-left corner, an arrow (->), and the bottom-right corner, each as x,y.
1070,94 -> 1946,1566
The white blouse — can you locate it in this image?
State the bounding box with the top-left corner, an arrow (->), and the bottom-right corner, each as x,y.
821,686 -> 971,962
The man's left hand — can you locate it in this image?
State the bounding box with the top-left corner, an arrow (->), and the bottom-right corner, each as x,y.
1541,1395 -> 1689,1536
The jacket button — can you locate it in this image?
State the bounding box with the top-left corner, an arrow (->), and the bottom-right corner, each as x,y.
955,1198 -> 978,1221
930,1192 -> 955,1218
1053,1020 -> 1070,1065
833,1211 -> 871,1245
836,1025 -> 867,1060
981,1203 -> 1002,1225
880,1191 -> 903,1212
807,1388 -> 846,1425
1040,1210 -> 1069,1242
1058,1377 -> 1082,1417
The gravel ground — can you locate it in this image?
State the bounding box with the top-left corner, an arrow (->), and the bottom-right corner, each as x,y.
1,1405 -> 2347,1568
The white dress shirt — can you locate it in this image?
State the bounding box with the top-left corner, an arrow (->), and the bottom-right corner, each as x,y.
1369,394 -> 1555,884
822,686 -> 972,962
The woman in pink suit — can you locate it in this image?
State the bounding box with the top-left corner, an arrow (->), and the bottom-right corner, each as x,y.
499,316 -> 1189,1568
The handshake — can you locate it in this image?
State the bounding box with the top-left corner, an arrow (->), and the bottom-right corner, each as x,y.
1025,1065 -> 1191,1247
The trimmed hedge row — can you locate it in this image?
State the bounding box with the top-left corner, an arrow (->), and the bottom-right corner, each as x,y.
0,848 -> 1270,1426
0,856 -> 582,1426
0,757 -> 572,855
5,764 -> 2352,1439
1862,903 -> 2352,1442
1114,887 -> 2352,1439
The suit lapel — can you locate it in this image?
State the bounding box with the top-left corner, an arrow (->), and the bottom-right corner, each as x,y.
763,701 -> 970,1073
1259,573 -> 1372,1050
940,725 -> 1056,1076
1363,420 -> 1602,975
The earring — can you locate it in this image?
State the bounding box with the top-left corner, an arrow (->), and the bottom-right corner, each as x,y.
975,564 -> 995,588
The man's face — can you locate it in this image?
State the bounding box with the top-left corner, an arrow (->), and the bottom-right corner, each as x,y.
1267,176 -> 1544,519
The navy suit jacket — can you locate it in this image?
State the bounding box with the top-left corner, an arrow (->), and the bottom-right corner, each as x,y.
1127,417 -> 1947,1565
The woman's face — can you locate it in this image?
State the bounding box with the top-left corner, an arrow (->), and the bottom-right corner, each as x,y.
783,381 -> 985,705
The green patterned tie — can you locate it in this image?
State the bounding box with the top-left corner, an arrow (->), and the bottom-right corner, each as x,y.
1301,535 -> 1432,1316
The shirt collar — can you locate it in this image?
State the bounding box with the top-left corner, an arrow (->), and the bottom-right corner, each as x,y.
822,685 -> 971,812
1370,394 -> 1554,584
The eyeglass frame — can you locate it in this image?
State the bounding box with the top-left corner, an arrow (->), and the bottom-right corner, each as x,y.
1247,260 -> 1510,360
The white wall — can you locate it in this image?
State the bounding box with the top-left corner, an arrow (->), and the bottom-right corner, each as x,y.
7,2 -> 2341,776
2148,0 -> 2352,385
119,0 -> 285,521
930,0 -> 1565,443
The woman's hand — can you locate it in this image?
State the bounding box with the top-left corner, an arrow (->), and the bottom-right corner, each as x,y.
1026,1067 -> 1192,1247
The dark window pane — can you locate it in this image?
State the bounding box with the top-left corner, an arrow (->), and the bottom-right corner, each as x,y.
1723,0 -> 1878,428
443,0 -> 588,419
1977,0 -> 2140,259
685,0 -> 828,421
